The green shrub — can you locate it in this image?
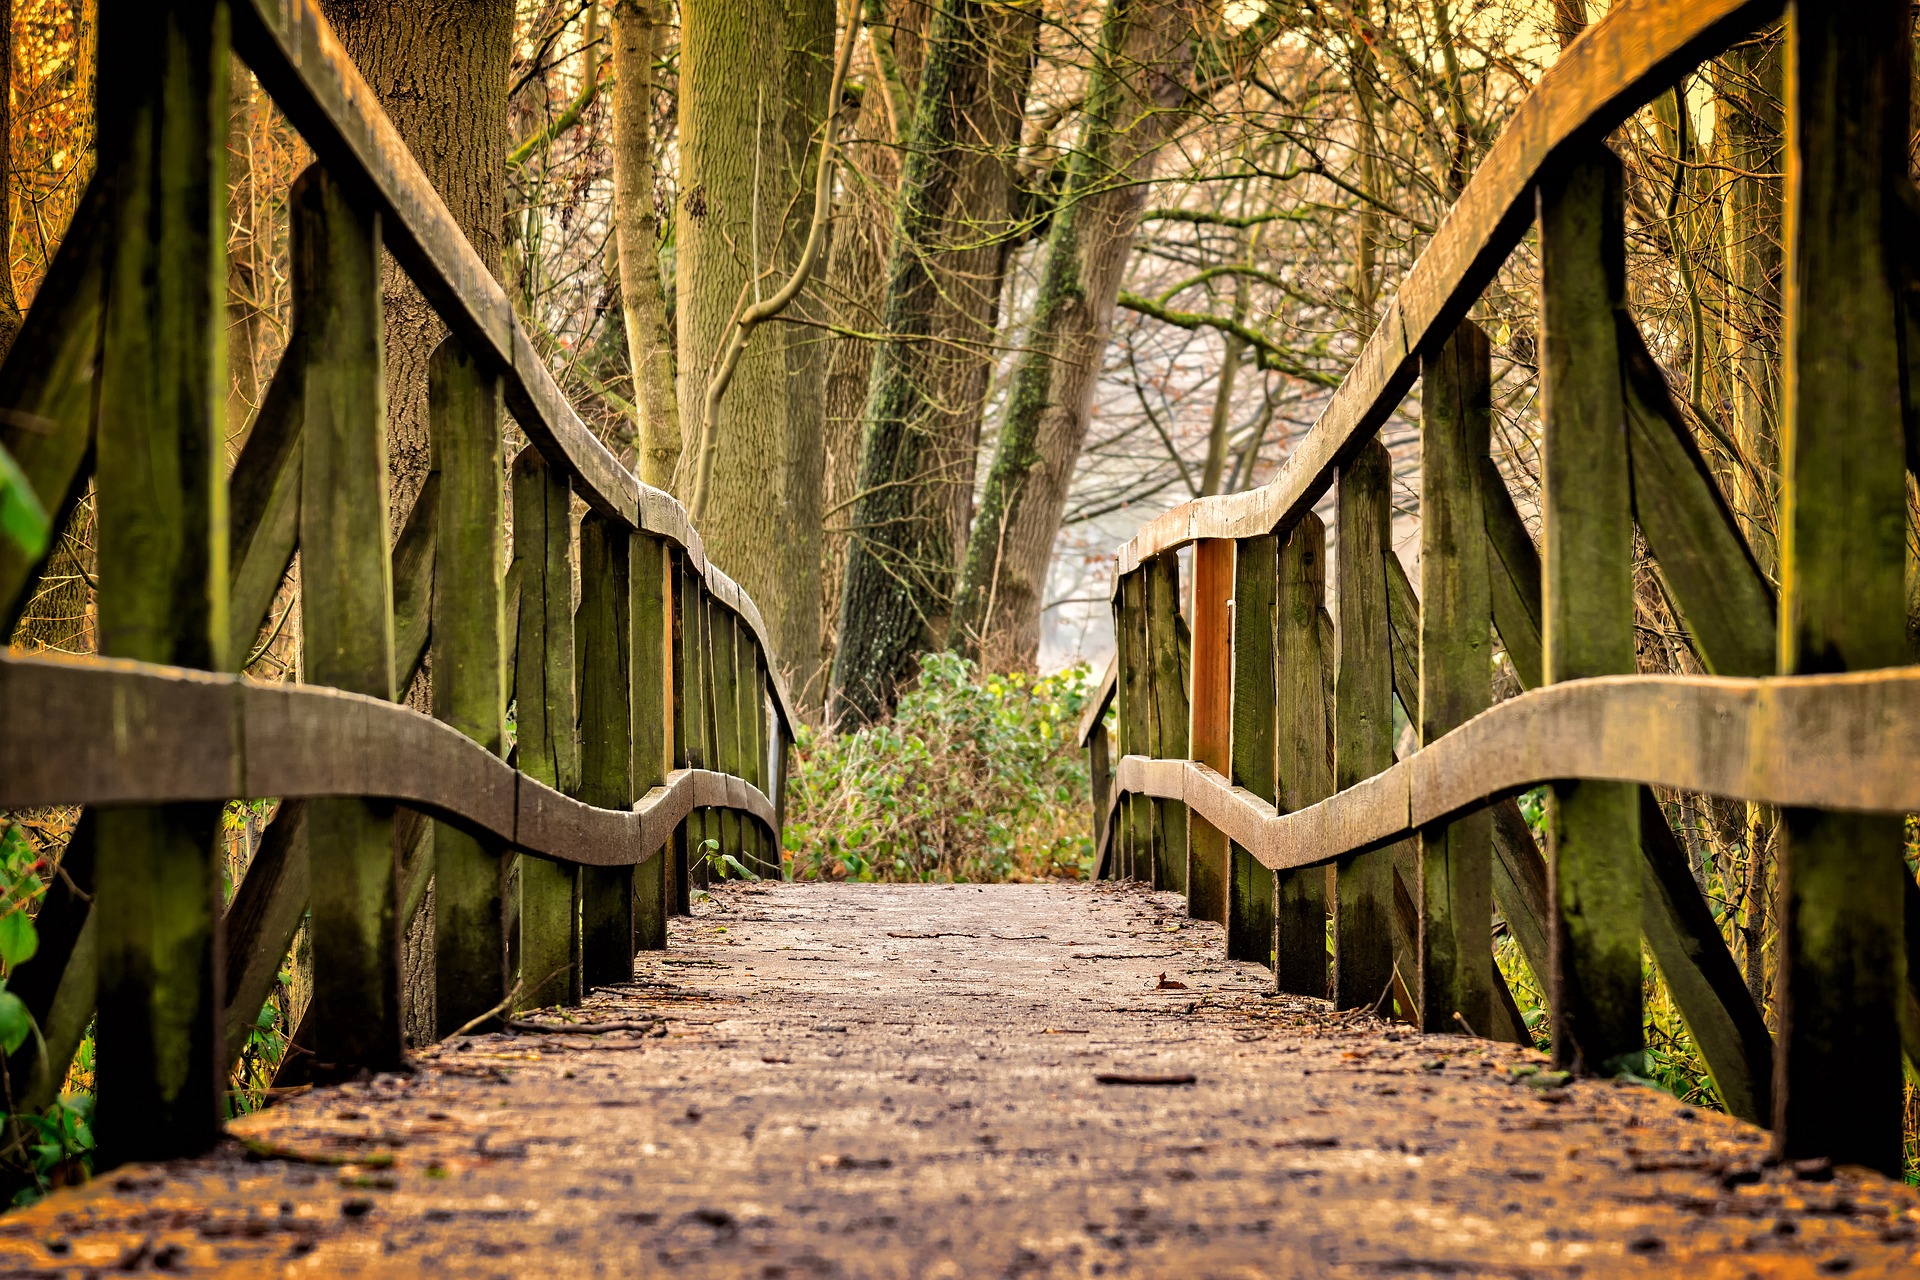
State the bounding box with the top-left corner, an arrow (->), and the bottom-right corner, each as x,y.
785,653 -> 1096,883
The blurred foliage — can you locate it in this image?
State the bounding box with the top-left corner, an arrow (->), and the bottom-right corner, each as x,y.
786,654 -> 1095,883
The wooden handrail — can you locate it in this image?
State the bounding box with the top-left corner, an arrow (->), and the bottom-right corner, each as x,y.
1109,0 -> 1778,581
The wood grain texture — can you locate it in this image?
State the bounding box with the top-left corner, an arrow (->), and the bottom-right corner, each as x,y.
1226,534 -> 1278,965
1187,539 -> 1234,923
1105,0 -> 1778,577
632,534 -> 672,948
1274,516 -> 1330,997
1772,0 -> 1911,1176
1333,441 -> 1394,1010
1117,571 -> 1152,883
1077,657 -> 1117,747
226,328 -> 304,666
577,513 -> 635,989
1145,555 -> 1189,894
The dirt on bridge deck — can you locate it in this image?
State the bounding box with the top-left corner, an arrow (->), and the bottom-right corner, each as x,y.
2,882 -> 1917,1278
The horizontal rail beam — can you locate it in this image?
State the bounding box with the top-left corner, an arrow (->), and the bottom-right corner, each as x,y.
1112,666 -> 1920,873
1110,0 -> 1777,579
0,652 -> 774,868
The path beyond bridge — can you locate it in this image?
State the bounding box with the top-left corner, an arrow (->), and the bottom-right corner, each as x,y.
2,882 -> 1915,1277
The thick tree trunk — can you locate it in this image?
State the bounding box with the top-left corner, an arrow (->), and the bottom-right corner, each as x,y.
952,0 -> 1206,671
611,0 -> 681,489
675,0 -> 834,684
827,0 -> 1037,724
317,0 -> 512,529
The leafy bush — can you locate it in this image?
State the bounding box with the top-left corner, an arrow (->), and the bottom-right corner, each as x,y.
786,653 -> 1096,883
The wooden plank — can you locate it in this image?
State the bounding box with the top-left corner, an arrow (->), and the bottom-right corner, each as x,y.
1620,318 -> 1776,676
428,337 -> 508,1038
1274,514 -> 1331,996
1538,147 -> 1641,1074
632,534 -> 672,948
292,167 -> 402,1075
577,512 -> 634,988
1089,723 -> 1112,875
1480,459 -> 1543,690
0,175 -> 106,630
667,553 -> 690,913
1077,657 -> 1117,747
678,560 -> 711,887
90,0 -> 229,1168
1227,535 -> 1278,964
512,445 -> 582,1009
1187,539 -> 1234,922
1333,440 -> 1395,1010
1144,554 -> 1189,894
390,470 -> 438,689
1418,320 -> 1494,1037
1116,571 -> 1151,882
1384,547 -> 1421,721
714,604 -> 743,872
746,645 -> 773,877
221,800 -> 308,1066
226,331 -> 304,665
1772,0 -> 1910,1177
4,813 -> 97,1114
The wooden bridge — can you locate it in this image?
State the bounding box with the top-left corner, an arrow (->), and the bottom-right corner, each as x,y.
1,0 -> 1919,1272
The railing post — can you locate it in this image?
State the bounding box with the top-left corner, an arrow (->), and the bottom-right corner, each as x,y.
1227,533 -> 1279,964
577,512 -> 634,987
676,563 -> 712,887
428,339 -> 507,1038
1333,439 -> 1395,1010
292,166 -> 402,1074
1538,152 -> 1640,1070
632,533 -> 673,947
91,0 -> 229,1166
1274,515 -> 1331,995
709,598 -> 740,873
512,445 -> 582,1008
1773,0 -> 1910,1175
1144,553 -> 1189,893
1417,319 -> 1495,1038
1187,539 -> 1233,921
1115,571 -> 1150,880
745,645 -> 774,876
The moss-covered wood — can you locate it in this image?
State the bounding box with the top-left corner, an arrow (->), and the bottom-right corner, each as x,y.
1187,538 -> 1233,922
1273,515 -> 1330,997
576,512 -> 634,987
1144,553 -> 1188,894
1116,570 -> 1151,882
632,533 -> 672,947
1227,533 -> 1279,965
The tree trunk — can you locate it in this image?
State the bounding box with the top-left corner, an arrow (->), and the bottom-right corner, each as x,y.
952,0 -> 1206,671
317,0 -> 512,529
611,0 -> 680,489
0,0 -> 23,360
827,0 -> 1037,724
675,0 -> 834,684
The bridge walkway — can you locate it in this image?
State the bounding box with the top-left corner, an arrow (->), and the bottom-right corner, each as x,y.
2,883 -> 1914,1277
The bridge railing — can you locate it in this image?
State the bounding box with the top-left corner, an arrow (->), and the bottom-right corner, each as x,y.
1088,0 -> 1920,1177
0,0 -> 791,1168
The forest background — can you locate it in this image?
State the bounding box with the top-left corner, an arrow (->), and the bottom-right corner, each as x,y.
1,0 -> 1918,1189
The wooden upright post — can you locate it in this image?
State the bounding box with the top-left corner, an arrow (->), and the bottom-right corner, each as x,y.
746,645 -> 773,876
292,167 -> 403,1073
1187,539 -> 1234,922
1115,571 -> 1151,881
1774,0 -> 1910,1176
1274,516 -> 1331,996
577,512 -> 634,988
91,0 -> 229,1167
1418,320 -> 1495,1038
1538,151 -> 1641,1072
1227,534 -> 1278,964
428,339 -> 507,1038
711,599 -> 742,871
512,446 -> 581,1008
676,562 -> 712,887
1144,554 -> 1188,893
632,533 -> 673,947
1333,440 -> 1395,1010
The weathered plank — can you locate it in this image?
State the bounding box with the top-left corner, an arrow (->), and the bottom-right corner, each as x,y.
1227,535 -> 1278,963
577,512 -> 635,987
676,559 -> 711,887
1479,459 -> 1543,690
1333,440 -> 1395,1010
221,801 -> 309,1066
390,470 -> 439,689
513,445 -> 582,1009
1418,321 -> 1494,1037
1145,555 -> 1189,894
226,331 -> 305,665
1274,515 -> 1330,996
1116,571 -> 1152,882
1538,147 -> 1641,1074
293,166 -> 402,1074
632,534 -> 672,948
90,0 -> 229,1168
713,601 -> 743,873
428,337 -> 508,1037
1187,539 -> 1234,922
1772,0 -> 1910,1176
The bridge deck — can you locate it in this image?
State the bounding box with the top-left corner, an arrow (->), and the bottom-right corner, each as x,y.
2,882 -> 1915,1277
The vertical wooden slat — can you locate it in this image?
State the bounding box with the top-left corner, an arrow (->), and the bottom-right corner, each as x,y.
428,337 -> 507,1037
1116,571 -> 1150,882
1774,0 -> 1910,1175
577,512 -> 634,988
1333,440 -> 1395,1010
292,167 -> 402,1073
1144,554 -> 1189,893
1089,722 -> 1112,872
747,645 -> 773,876
1538,150 -> 1641,1071
1227,534 -> 1278,963
632,533 -> 672,948
1273,516 -> 1330,995
711,600 -> 742,872
91,0 -> 229,1167
1187,538 -> 1233,922
512,446 -> 581,1008
1418,320 -> 1495,1038
675,561 -> 709,890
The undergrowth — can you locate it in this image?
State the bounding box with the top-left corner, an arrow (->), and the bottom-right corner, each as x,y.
785,653 -> 1095,883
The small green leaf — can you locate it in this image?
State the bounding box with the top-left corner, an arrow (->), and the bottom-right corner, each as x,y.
0,989 -> 35,1055
0,910 -> 38,970
0,442 -> 49,560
